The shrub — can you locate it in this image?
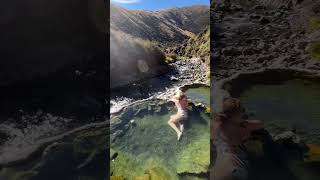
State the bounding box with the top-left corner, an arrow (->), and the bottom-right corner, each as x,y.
309,17 -> 320,32
307,41 -> 320,61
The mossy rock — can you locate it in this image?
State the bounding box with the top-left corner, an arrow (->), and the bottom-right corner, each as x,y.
307,42 -> 320,61
110,148 -> 118,160
111,150 -> 145,179
110,176 -> 125,180
133,174 -> 150,180
146,167 -> 172,180
176,135 -> 210,174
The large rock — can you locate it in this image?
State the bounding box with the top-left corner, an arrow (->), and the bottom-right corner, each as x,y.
0,0 -> 107,86
0,122 -> 109,180
0,0 -> 107,117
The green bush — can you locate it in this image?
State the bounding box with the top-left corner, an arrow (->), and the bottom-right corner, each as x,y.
309,17 -> 320,32
307,42 -> 320,61
165,53 -> 177,63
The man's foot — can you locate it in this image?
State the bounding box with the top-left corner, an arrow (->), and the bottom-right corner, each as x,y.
177,132 -> 182,141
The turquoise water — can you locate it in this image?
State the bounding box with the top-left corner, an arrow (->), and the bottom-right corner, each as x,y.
111,102 -> 210,180
240,79 -> 320,144
185,87 -> 210,107
238,79 -> 320,180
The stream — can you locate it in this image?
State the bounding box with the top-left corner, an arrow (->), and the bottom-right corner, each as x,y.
110,58 -> 210,114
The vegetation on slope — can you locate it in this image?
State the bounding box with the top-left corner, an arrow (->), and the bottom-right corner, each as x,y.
167,27 -> 210,59
307,42 -> 320,61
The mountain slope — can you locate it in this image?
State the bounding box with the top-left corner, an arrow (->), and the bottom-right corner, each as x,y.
170,26 -> 210,58
110,4 -> 209,45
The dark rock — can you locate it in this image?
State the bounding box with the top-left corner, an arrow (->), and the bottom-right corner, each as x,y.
274,131 -> 308,152
296,41 -> 308,50
0,0 -> 107,87
260,17 -> 270,25
242,47 -> 261,56
250,14 -> 261,20
222,47 -> 242,56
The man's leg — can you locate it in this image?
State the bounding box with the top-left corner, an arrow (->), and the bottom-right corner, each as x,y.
168,115 -> 182,140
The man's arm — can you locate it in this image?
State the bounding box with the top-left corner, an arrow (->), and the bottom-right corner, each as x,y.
170,98 -> 178,103
244,120 -> 263,131
211,120 -> 221,145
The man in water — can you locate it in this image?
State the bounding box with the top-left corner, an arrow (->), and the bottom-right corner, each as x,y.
211,97 -> 263,180
168,90 -> 189,141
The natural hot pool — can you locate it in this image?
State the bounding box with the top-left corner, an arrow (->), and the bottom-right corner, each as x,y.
110,100 -> 210,180
237,79 -> 320,144
185,86 -> 210,107
221,70 -> 320,180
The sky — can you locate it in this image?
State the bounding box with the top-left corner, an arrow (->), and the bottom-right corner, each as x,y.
111,0 -> 210,10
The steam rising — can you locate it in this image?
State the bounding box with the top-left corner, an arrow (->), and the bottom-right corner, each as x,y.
110,29 -> 166,88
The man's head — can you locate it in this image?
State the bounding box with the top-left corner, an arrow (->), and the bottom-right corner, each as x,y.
174,89 -> 186,100
217,97 -> 248,123
223,98 -> 242,116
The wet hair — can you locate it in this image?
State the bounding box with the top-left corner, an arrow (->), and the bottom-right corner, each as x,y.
179,94 -> 187,100
222,98 -> 243,116
216,97 -> 246,123
212,97 -> 247,141
174,90 -> 186,100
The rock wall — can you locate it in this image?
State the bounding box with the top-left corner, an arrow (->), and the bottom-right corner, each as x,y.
0,0 -> 107,86
0,0 -> 107,116
211,0 -> 320,80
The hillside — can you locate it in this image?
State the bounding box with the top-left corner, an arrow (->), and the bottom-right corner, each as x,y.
110,4 -> 209,45
169,26 -> 210,58
211,0 -> 320,80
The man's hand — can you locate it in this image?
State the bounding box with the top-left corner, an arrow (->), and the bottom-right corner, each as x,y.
245,120 -> 264,131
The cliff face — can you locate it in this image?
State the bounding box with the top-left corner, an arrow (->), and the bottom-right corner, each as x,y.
0,0 -> 108,116
0,0 -> 107,86
170,27 -> 210,58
